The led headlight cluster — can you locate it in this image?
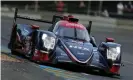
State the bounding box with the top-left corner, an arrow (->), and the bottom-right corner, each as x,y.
42,34 -> 55,50
107,47 -> 121,61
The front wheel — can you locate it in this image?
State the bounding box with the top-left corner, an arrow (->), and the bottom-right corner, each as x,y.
28,45 -> 37,62
28,49 -> 42,64
24,39 -> 34,59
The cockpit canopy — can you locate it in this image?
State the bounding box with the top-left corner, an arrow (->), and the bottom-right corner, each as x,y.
53,20 -> 90,41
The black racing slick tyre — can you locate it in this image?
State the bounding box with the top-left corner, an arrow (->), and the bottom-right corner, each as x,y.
24,38 -> 34,59
9,24 -> 18,54
11,50 -> 18,55
28,43 -> 36,62
10,38 -> 17,55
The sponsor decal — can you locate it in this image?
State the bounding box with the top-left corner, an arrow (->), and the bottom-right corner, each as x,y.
65,23 -> 85,29
60,53 -> 67,56
69,45 -> 89,51
23,28 -> 29,36
77,52 -> 84,55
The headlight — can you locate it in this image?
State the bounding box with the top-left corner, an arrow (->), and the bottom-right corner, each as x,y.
107,47 -> 121,60
42,34 -> 55,50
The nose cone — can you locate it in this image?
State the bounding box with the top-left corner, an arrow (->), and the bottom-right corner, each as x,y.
65,40 -> 93,62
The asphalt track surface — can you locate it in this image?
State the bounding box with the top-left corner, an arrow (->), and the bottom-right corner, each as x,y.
1,16 -> 133,80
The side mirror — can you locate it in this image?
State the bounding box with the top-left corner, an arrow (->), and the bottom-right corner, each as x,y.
90,36 -> 97,47
106,38 -> 114,42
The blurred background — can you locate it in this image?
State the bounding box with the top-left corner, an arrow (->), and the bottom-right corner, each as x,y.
1,1 -> 133,19
2,1 -> 133,28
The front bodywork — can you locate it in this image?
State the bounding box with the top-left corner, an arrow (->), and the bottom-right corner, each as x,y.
53,40 -> 121,74
55,38 -> 94,64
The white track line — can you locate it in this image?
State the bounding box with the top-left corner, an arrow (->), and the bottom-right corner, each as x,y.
122,60 -> 133,65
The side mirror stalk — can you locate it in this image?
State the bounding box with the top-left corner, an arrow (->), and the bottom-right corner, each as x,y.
87,21 -> 92,34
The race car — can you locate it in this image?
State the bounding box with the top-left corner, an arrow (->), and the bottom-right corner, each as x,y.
8,8 -> 122,76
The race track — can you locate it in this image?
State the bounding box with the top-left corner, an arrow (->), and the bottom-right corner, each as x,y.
1,16 -> 133,80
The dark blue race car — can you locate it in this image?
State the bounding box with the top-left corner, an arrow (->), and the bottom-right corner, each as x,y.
8,8 -> 122,76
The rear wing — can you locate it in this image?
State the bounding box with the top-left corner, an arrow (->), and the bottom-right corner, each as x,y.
13,8 -> 63,25
13,8 -> 92,34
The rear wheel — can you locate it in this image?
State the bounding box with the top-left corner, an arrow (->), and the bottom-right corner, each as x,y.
11,39 -> 22,55
11,37 -> 18,55
10,26 -> 21,55
11,50 -> 18,55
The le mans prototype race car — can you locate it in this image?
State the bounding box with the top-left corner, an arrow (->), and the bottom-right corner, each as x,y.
8,8 -> 122,75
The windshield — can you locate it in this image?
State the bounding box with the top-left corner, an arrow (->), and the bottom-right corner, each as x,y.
54,26 -> 90,41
